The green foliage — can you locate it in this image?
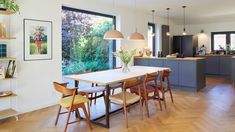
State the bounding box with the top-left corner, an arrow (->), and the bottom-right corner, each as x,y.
4,0 -> 19,12
62,10 -> 113,75
113,49 -> 136,64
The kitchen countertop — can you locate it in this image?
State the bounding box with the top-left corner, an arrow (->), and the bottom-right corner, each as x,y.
134,56 -> 205,61
196,54 -> 235,57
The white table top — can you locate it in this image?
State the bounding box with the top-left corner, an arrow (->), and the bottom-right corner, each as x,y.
64,66 -> 170,85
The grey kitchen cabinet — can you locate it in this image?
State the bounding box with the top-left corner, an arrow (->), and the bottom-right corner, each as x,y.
219,56 -> 231,76
179,61 -> 197,88
149,59 -> 164,67
134,57 -> 206,91
163,60 -> 179,86
134,58 -> 149,66
204,56 -> 220,75
232,58 -> 235,84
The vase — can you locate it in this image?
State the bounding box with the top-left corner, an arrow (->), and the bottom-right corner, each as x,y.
122,62 -> 130,73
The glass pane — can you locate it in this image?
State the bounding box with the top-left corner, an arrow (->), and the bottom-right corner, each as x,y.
62,9 -> 113,75
213,34 -> 226,50
230,34 -> 235,50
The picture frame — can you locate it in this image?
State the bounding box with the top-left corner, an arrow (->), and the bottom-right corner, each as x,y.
24,19 -> 52,61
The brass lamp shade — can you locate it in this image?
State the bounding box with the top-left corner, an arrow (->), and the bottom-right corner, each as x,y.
103,29 -> 124,40
128,32 -> 145,40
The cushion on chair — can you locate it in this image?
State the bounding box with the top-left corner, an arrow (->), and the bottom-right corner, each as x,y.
77,86 -> 106,93
109,92 -> 140,105
59,95 -> 89,108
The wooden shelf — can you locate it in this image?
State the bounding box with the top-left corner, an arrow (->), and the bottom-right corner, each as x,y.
0,36 -> 16,40
0,10 -> 16,15
0,109 -> 17,119
0,77 -> 16,81
0,57 -> 16,61
0,93 -> 17,99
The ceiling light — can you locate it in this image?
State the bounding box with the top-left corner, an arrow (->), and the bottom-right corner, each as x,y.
166,8 -> 171,36
103,0 -> 124,40
128,0 -> 144,40
182,6 -> 187,36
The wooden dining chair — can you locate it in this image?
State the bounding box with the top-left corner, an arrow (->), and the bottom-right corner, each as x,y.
53,82 -> 92,132
109,78 -> 143,128
74,71 -> 106,106
130,72 -> 162,117
158,70 -> 174,109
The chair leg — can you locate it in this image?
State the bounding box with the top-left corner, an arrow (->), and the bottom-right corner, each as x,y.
81,103 -> 92,130
87,102 -> 91,119
123,104 -> 128,128
112,89 -> 115,95
168,86 -> 174,103
138,86 -> 143,120
155,87 -> 162,111
90,93 -> 93,106
64,107 -> 72,132
94,93 -> 97,105
55,105 -> 61,126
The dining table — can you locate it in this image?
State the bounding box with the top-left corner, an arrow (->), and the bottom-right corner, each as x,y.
64,66 -> 170,128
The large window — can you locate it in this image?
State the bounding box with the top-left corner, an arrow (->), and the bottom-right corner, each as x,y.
62,7 -> 115,75
148,23 -> 156,56
211,31 -> 235,51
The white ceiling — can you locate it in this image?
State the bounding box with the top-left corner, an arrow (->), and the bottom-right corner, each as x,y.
100,0 -> 235,24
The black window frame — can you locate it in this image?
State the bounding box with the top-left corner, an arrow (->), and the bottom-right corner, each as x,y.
211,31 -> 235,51
148,23 -> 156,56
62,6 -> 117,68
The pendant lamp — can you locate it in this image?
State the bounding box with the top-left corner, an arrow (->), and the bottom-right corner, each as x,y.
182,6 -> 187,35
166,8 -> 171,36
128,0 -> 144,40
103,0 -> 124,40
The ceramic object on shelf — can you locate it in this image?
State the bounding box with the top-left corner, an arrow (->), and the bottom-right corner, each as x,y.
0,91 -> 12,97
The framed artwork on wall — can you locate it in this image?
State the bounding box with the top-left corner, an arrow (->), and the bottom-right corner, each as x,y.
24,19 -> 52,61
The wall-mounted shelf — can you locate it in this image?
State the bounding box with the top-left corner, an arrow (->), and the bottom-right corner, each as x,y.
0,109 -> 18,120
0,36 -> 16,40
0,92 -> 17,99
0,57 -> 16,61
0,10 -> 16,15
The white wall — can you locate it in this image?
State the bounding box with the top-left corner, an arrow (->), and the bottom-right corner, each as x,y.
1,0 -> 168,113
172,21 -> 235,53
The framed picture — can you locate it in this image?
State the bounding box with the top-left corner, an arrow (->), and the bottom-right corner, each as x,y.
24,19 -> 52,61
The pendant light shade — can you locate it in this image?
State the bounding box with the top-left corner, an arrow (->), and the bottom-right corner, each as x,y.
182,6 -> 187,35
128,0 -> 144,40
166,8 -> 171,36
104,26 -> 124,40
129,29 -> 145,40
103,0 -> 124,40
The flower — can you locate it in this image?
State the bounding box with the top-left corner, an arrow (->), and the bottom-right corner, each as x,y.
113,49 -> 136,64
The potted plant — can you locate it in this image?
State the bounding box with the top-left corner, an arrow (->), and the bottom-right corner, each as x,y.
113,49 -> 136,73
0,0 -> 19,12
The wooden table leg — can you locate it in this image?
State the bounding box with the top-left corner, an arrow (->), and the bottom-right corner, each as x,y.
105,85 -> 110,128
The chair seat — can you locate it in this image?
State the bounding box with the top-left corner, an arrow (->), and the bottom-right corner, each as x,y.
77,86 -> 106,93
109,92 -> 140,105
130,85 -> 155,97
109,82 -> 123,89
59,95 -> 89,108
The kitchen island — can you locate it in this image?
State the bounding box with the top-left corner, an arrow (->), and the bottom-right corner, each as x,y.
232,56 -> 235,86
134,56 -> 206,91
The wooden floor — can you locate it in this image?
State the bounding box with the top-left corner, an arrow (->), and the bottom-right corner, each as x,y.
1,76 -> 235,132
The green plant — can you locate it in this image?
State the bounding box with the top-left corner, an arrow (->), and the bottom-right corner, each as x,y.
113,49 -> 136,65
5,0 -> 19,12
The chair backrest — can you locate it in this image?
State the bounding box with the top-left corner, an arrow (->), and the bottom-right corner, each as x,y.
53,82 -> 76,96
144,72 -> 158,84
123,78 -> 142,89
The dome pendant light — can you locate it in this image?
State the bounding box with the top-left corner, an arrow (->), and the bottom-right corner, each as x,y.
182,6 -> 187,35
128,0 -> 144,40
166,8 -> 171,36
103,0 -> 124,40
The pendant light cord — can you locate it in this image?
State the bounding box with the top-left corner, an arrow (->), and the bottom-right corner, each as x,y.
183,6 -> 186,32
152,10 -> 155,24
